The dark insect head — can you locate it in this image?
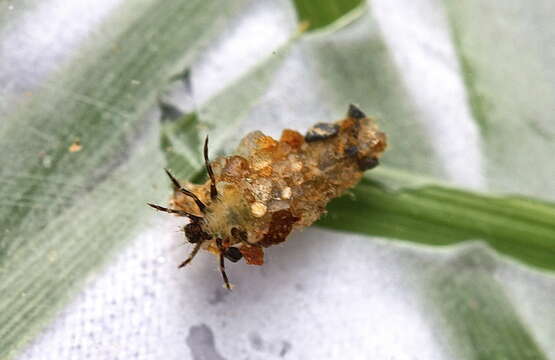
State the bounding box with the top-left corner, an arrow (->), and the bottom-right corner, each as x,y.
184,221 -> 211,244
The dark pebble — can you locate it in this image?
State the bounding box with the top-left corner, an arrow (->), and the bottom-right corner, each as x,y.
348,104 -> 366,119
358,156 -> 379,171
305,122 -> 340,142
344,146 -> 358,157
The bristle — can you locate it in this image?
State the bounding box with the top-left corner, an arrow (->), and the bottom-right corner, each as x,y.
204,136 -> 218,200
147,203 -> 201,221
164,168 -> 207,212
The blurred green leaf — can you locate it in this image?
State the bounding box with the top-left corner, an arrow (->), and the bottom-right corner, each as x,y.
444,0 -> 555,199
292,0 -> 362,30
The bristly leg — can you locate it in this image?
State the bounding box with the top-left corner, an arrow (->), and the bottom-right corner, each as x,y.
178,242 -> 203,268
164,168 -> 207,213
147,203 -> 202,221
204,136 -> 218,200
216,238 -> 232,290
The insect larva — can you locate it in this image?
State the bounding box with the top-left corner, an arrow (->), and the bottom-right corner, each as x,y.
149,104 -> 387,289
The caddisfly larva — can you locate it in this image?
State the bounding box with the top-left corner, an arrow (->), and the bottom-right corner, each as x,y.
148,104 -> 387,289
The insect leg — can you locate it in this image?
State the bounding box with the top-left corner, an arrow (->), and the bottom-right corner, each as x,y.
240,239 -> 261,248
178,241 -> 203,268
216,238 -> 232,290
204,136 -> 218,200
147,203 -> 202,221
164,168 -> 207,213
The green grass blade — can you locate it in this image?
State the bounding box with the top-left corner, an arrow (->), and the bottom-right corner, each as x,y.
319,177 -> 555,271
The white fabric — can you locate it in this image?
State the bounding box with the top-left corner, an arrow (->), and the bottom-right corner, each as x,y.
17,0 -> 488,359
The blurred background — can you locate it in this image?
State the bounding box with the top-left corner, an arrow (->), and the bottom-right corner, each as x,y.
1,0 -> 554,359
